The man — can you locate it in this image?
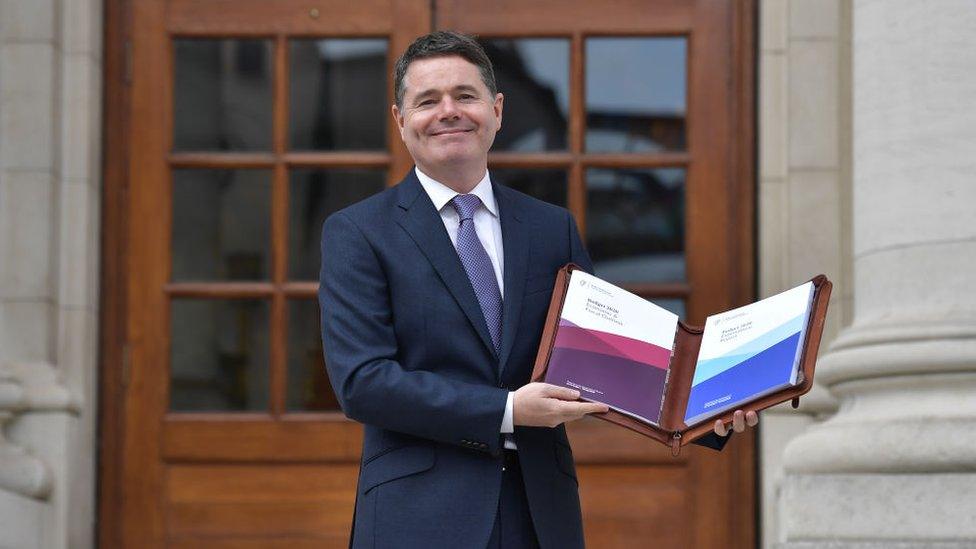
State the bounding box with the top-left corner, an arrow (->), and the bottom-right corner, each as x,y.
319,31 -> 757,549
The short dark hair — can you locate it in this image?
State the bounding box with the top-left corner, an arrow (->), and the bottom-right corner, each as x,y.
393,30 -> 497,109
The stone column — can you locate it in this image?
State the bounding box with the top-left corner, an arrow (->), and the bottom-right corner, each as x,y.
1,0 -> 103,546
756,1 -> 849,545
778,1 -> 976,546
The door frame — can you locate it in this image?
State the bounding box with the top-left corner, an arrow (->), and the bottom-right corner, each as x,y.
98,0 -> 131,546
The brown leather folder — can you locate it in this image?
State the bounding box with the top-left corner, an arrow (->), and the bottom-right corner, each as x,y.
530,263 -> 832,455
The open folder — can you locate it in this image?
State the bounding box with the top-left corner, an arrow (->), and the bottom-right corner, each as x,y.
531,264 -> 832,455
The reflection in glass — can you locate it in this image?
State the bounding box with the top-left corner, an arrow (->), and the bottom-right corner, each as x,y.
289,169 -> 387,280
289,39 -> 388,150
172,170 -> 271,281
586,167 -> 686,283
170,299 -> 269,411
287,299 -> 339,411
173,39 -> 273,151
480,39 -> 569,151
491,169 -> 567,207
585,37 -> 687,153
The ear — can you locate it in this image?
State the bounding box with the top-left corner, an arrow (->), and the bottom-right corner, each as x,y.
493,92 -> 504,131
391,103 -> 406,138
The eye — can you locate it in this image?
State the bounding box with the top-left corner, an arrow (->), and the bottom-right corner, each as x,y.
458,93 -> 475,100
417,99 -> 435,107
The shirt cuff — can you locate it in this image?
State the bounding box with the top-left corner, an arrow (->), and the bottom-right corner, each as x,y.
501,391 -> 515,434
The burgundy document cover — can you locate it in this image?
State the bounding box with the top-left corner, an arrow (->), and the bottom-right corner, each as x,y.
545,327 -> 669,424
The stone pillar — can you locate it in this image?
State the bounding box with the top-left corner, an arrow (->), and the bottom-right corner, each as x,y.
756,0 -> 849,545
778,1 -> 976,546
0,0 -> 103,546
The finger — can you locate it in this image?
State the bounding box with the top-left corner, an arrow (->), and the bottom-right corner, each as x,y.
746,411 -> 759,427
556,401 -> 605,422
581,402 -> 610,415
732,410 -> 745,433
714,419 -> 728,437
542,384 -> 581,401
552,400 -> 581,419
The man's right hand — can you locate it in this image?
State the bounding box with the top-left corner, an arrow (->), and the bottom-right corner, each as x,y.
512,383 -> 609,428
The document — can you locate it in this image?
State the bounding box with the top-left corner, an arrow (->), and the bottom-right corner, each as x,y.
541,269 -> 819,429
683,282 -> 816,425
543,270 -> 678,426
532,264 -> 830,450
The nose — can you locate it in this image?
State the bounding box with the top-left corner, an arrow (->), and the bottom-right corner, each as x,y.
437,96 -> 460,120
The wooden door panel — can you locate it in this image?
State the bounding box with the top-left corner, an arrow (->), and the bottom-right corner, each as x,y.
168,501 -> 352,537
110,1 -> 430,547
168,0 -> 414,35
166,465 -> 357,537
170,540 -> 347,549
167,464 -> 359,503
578,467 -> 691,549
162,418 -> 363,461
438,0 -> 695,33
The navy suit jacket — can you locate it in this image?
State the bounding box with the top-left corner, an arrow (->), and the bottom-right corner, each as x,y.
319,169 -> 725,549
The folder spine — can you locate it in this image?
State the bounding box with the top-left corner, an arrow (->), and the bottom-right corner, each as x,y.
658,365 -> 671,425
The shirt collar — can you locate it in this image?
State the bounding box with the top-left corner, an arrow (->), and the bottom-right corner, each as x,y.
415,166 -> 499,218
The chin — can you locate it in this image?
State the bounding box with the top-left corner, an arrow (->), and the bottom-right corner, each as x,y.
431,148 -> 480,165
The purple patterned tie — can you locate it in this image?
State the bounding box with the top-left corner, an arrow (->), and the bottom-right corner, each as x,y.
450,194 -> 503,352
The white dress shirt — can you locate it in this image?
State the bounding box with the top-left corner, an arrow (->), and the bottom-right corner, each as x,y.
415,167 -> 518,450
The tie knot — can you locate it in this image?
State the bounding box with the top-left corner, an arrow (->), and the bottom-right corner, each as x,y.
450,194 -> 482,221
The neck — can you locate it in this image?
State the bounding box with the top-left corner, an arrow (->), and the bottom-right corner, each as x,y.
416,161 -> 486,194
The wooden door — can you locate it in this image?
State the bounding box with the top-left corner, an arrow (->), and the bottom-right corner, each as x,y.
100,0 -> 755,547
439,1 -> 757,547
101,1 -> 429,547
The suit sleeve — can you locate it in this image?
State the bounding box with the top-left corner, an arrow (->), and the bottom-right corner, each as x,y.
566,211 -> 731,452
319,212 -> 509,455
691,430 -> 731,451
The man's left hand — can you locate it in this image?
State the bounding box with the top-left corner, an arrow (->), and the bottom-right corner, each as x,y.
713,409 -> 758,437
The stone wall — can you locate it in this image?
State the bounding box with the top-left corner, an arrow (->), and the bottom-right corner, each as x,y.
0,0 -> 103,547
757,0 -> 852,546
771,0 -> 976,546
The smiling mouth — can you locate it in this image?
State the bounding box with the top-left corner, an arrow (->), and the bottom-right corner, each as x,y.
430,128 -> 473,136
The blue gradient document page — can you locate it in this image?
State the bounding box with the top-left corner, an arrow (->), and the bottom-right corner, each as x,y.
684,281 -> 816,426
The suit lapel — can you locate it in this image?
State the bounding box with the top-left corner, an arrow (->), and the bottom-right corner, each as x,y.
394,171 -> 498,359
495,183 -> 529,380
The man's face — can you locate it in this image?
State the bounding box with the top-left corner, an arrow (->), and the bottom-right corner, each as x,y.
392,55 -> 503,174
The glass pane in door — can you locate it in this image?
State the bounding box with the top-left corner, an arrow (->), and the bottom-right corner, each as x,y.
172,169 -> 272,281
585,37 -> 687,153
173,39 -> 273,151
289,39 -> 388,150
585,167 -> 686,283
491,168 -> 567,207
480,38 -> 570,151
286,299 -> 337,411
170,299 -> 270,411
